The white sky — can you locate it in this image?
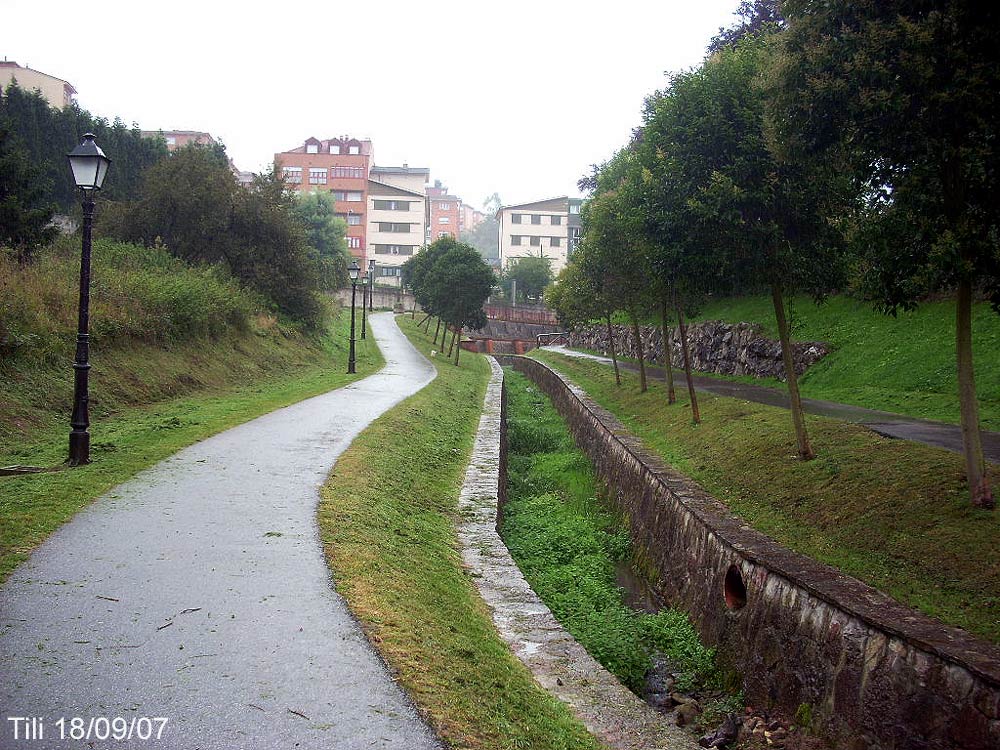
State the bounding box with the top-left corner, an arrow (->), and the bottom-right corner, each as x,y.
4,0 -> 738,211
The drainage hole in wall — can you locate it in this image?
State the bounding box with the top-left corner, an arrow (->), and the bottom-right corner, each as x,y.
724,564 -> 747,610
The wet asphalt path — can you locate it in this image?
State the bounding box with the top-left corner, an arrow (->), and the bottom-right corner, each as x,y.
0,313 -> 441,750
541,345 -> 1000,464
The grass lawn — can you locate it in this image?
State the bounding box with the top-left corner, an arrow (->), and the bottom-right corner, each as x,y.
0,310 -> 383,583
532,349 -> 1000,645
692,295 -> 1000,430
318,316 -> 605,750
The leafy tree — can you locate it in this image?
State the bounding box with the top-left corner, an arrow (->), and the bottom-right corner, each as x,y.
641,35 -> 849,450
460,213 -> 499,262
707,0 -> 784,54
413,237 -> 494,365
293,191 -> 349,290
500,256 -> 553,303
0,83 -> 166,210
769,0 -> 999,508
0,125 -> 57,262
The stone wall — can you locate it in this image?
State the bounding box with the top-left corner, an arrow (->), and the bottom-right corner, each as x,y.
566,321 -> 829,381
495,354 -> 1000,750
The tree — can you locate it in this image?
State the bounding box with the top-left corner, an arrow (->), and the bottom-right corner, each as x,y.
0,125 -> 56,262
415,237 -> 495,365
293,191 -> 349,290
460,213 -> 499,262
641,34 -> 849,449
707,0 -> 784,54
500,256 -> 553,303
769,0 -> 999,508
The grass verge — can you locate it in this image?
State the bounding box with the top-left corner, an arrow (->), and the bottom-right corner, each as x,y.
0,309 -> 383,583
502,368 -> 721,696
318,316 -> 605,750
532,349 -> 1000,644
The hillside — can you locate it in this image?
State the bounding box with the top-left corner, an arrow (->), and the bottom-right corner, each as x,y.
692,295 -> 1000,430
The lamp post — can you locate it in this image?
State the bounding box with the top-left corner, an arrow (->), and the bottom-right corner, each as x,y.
66,134 -> 111,466
360,275 -> 368,340
348,260 -> 359,374
368,258 -> 376,311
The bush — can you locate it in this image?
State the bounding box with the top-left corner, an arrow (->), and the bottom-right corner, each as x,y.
1,238 -> 256,364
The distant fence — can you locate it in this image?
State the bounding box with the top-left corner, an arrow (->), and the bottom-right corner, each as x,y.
484,304 -> 559,325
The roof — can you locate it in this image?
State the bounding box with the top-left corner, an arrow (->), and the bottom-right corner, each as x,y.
367,179 -> 426,198
498,196 -> 569,213
280,136 -> 373,155
0,61 -> 76,94
371,165 -> 430,176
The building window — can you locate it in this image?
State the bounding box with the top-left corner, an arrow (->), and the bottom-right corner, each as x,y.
374,244 -> 414,256
347,237 -> 361,249
332,190 -> 346,201
378,266 -> 401,277
165,136 -> 176,146
551,237 -> 561,247
330,144 -> 341,154
309,168 -> 327,185
332,166 -> 364,179
511,236 -> 522,246
551,215 -> 562,225
438,216 -> 450,224
530,236 -> 541,246
439,202 -> 450,210
511,214 -> 522,224
531,214 -> 541,224
347,214 -> 361,225
570,204 -> 581,214
306,144 -> 318,154
349,145 -> 360,155
438,231 -> 451,238
346,191 -> 362,202
373,200 -> 410,211
282,167 -> 302,184
378,222 -> 411,232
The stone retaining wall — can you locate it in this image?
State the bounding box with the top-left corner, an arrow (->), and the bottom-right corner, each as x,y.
495,354 -> 1000,750
566,321 -> 829,381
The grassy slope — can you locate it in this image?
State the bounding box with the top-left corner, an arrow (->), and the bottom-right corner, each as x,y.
0,310 -> 383,582
319,316 -> 604,750
691,295 -> 1000,430
533,350 -> 1000,644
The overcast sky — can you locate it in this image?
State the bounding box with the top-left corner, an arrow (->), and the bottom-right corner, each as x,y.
6,0 -> 739,210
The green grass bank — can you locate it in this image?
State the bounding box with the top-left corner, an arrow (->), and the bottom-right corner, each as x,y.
319,316 -> 605,750
691,294 -> 1000,430
1,239 -> 383,582
532,350 -> 1000,644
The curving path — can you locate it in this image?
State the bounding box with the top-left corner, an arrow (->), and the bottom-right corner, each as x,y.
0,313 -> 440,750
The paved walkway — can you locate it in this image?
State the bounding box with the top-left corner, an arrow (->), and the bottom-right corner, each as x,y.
541,345 -> 1000,464
1,313 -> 441,750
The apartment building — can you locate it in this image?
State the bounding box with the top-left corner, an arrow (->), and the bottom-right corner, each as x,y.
0,61 -> 76,108
460,203 -> 485,233
142,130 -> 217,151
426,180 -> 461,241
368,180 -> 426,286
275,136 -> 374,264
496,196 -> 576,274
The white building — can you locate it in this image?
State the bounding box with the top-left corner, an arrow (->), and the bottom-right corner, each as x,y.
367,180 -> 427,286
496,196 -> 580,274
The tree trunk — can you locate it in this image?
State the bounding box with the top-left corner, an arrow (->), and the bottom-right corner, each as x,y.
956,279 -> 994,509
660,299 -> 677,405
423,314 -> 433,333
606,312 -> 621,386
447,326 -> 457,358
675,298 -> 701,425
454,326 -> 462,365
417,312 -> 430,327
629,309 -> 647,393
433,318 -> 441,346
771,282 -> 814,460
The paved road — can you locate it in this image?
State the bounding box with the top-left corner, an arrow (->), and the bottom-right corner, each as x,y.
0,313 -> 441,750
541,345 -> 1000,464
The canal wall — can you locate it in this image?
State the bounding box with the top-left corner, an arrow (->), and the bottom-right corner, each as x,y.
495,354 -> 1000,750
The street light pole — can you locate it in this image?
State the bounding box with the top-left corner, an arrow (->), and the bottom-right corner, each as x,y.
360,276 -> 368,340
348,260 -> 359,374
66,134 -> 111,467
368,259 -> 375,312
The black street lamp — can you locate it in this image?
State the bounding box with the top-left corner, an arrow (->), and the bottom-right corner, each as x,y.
66,134 -> 111,466
348,260 -> 359,374
360,275 -> 368,340
368,259 -> 376,311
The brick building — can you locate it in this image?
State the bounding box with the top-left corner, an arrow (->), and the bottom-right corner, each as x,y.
426,180 -> 461,241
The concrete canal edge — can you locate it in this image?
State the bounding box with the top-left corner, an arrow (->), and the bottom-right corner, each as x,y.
456,357 -> 696,750
495,354 -> 1000,750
